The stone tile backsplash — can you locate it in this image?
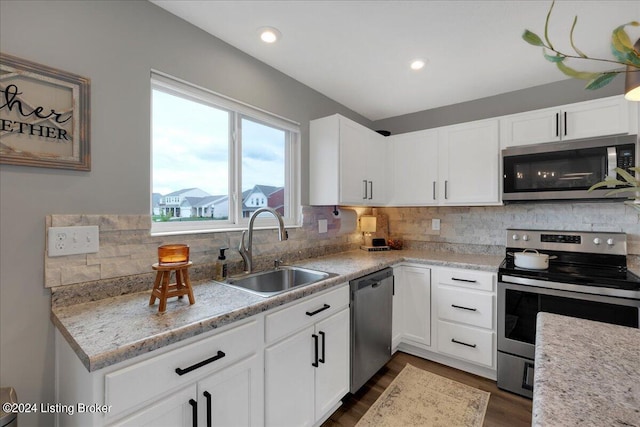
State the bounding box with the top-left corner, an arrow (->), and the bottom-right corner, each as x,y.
45,206 -> 362,289
45,201 -> 640,295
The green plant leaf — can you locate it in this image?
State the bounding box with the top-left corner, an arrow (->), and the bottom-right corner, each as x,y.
555,61 -> 600,80
612,22 -> 639,51
604,187 -> 639,197
585,72 -> 617,90
569,16 -> 587,58
543,50 -> 565,62
588,179 -> 626,191
615,167 -> 638,185
523,30 -> 545,46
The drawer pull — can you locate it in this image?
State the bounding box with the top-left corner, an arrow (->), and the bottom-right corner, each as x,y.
306,304 -> 330,316
175,350 -> 226,376
189,399 -> 198,427
203,391 -> 212,427
451,277 -> 477,283
451,338 -> 477,348
451,304 -> 477,312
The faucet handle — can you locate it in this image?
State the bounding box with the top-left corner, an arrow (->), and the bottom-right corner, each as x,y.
274,258 -> 283,269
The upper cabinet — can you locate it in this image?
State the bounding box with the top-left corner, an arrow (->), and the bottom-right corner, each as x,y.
500,95 -> 638,148
438,119 -> 501,205
387,129 -> 439,206
310,114 -> 387,206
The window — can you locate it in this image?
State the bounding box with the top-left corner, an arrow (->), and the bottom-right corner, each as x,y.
151,72 -> 301,235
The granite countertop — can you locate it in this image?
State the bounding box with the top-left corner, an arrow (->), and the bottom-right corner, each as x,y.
51,249 -> 503,372
533,312 -> 640,426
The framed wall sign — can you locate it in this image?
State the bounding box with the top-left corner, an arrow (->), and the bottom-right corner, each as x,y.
0,53 -> 90,170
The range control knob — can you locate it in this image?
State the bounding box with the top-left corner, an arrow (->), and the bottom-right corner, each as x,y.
593,238 -> 602,245
522,234 -> 530,242
512,234 -> 520,241
606,238 -> 615,246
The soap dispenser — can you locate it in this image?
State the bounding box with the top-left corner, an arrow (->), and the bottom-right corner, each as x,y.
215,247 -> 228,281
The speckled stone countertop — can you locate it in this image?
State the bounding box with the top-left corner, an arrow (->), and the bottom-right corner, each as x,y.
51,249 -> 503,372
533,312 -> 640,426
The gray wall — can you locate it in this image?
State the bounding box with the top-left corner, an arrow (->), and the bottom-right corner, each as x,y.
372,78 -> 625,134
0,1 -> 368,425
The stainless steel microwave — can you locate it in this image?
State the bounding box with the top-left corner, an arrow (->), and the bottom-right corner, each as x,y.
502,135 -> 637,201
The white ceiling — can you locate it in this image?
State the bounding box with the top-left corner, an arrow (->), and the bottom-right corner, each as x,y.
150,1 -> 640,121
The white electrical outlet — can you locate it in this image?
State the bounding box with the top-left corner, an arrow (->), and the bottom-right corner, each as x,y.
432,218 -> 441,231
48,226 -> 99,256
318,219 -> 328,234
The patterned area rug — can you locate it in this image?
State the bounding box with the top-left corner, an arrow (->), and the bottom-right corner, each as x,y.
356,363 -> 490,427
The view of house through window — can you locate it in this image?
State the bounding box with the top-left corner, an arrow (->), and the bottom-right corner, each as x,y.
151,74 -> 300,233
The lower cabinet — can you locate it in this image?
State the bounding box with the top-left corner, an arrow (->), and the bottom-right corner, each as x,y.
393,264 -> 497,380
392,264 -> 431,350
264,285 -> 350,427
114,355 -> 259,427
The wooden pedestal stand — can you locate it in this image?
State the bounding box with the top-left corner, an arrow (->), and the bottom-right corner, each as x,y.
149,261 -> 195,312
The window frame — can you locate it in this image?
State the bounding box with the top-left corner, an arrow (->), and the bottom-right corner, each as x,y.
150,71 -> 301,236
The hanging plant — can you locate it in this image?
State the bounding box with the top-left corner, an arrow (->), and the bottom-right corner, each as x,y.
522,1 -> 640,90
588,167 -> 640,211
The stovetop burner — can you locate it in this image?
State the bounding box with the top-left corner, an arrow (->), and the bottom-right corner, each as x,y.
499,229 -> 640,295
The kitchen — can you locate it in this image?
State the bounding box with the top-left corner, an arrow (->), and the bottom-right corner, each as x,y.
1,1 -> 639,426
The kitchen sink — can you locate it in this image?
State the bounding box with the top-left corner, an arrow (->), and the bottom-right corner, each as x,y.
220,266 -> 336,297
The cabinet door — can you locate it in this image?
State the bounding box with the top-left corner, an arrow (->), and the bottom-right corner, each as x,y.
264,326 -> 315,427
197,355 -> 262,427
388,129 -> 439,205
391,266 -> 404,349
500,107 -> 560,148
366,131 -> 387,204
112,386 -> 196,427
314,308 -> 350,422
439,119 -> 500,205
399,266 -> 431,347
563,96 -> 631,141
339,118 -> 368,204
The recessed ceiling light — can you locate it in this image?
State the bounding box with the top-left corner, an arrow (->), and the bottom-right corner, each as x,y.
410,59 -> 426,70
259,27 -> 281,43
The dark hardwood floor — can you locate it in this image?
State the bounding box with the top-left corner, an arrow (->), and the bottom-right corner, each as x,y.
322,351 -> 533,427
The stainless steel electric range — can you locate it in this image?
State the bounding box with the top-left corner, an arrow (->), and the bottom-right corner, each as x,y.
497,229 -> 640,398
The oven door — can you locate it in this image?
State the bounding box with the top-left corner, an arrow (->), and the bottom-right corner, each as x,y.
497,280 -> 640,360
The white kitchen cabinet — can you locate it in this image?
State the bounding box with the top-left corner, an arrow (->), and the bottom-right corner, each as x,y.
500,95 -> 638,148
434,267 -> 496,369
264,284 -> 349,427
55,318 -> 263,427
310,114 -> 387,206
387,129 -> 439,205
392,264 -> 431,350
438,119 -> 501,205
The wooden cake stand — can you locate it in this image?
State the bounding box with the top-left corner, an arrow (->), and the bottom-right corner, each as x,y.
149,261 -> 195,312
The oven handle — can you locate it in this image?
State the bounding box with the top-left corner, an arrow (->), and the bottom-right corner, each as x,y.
499,275 -> 640,301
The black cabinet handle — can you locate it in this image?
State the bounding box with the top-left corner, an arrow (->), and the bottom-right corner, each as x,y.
369,181 -> 373,200
175,351 -> 226,376
189,399 -> 198,427
451,304 -> 477,312
312,333 -> 319,367
203,391 -> 212,427
306,304 -> 330,316
564,111 -> 567,136
444,180 -> 448,199
433,181 -> 436,200
555,112 -> 559,137
451,338 -> 477,348
319,331 -> 326,364
451,277 -> 477,283
363,180 -> 368,199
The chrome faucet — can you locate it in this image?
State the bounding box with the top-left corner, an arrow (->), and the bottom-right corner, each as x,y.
238,207 -> 288,274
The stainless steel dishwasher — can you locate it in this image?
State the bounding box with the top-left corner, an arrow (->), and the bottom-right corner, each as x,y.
350,267 -> 394,393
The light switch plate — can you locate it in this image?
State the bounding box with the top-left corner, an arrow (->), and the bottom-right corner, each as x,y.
48,226 -> 99,256
318,219 -> 328,234
432,218 -> 441,231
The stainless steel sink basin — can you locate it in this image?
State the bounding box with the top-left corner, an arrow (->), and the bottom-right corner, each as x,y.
220,266 -> 335,297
